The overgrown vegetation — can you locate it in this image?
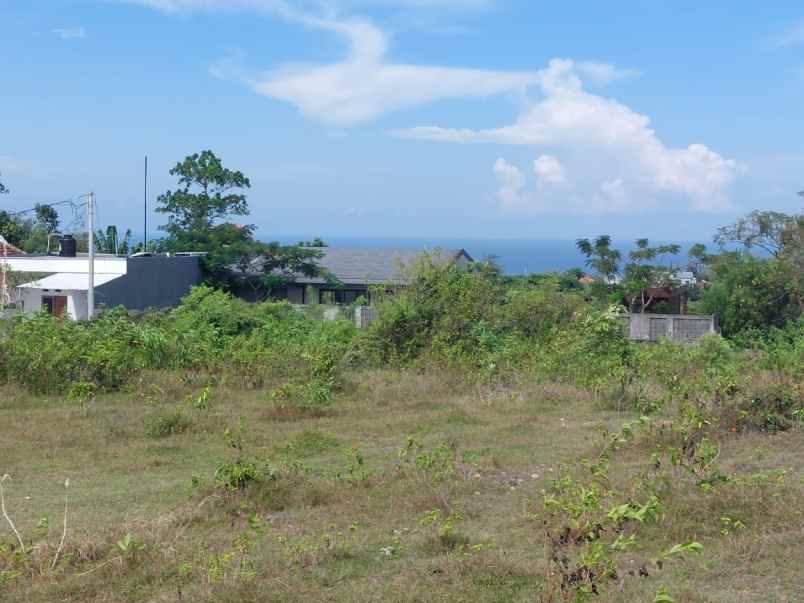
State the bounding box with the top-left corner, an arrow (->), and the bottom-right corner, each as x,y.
0,207 -> 802,600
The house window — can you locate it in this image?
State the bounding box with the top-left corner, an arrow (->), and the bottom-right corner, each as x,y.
317,289 -> 368,305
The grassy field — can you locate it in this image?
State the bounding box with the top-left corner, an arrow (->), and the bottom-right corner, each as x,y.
1,368 -> 802,602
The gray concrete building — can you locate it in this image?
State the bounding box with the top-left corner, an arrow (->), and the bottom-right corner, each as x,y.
5,254 -> 202,320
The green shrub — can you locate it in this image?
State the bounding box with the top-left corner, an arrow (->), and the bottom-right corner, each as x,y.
282,429 -> 340,458
214,458 -> 276,492
68,380 -> 97,405
144,408 -> 193,438
731,378 -> 803,432
0,313 -> 85,392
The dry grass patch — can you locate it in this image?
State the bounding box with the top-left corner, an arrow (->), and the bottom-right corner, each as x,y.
1,368 -> 802,601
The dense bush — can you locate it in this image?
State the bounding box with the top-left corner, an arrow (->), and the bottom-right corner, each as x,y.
0,263 -> 801,439
0,308 -> 143,392
695,255 -> 801,338
0,285 -> 357,395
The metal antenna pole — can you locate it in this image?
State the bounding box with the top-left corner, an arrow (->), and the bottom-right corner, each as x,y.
87,192 -> 95,319
144,156 -> 148,252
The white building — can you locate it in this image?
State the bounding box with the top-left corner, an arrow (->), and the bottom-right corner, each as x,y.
4,254 -> 202,320
673,271 -> 697,286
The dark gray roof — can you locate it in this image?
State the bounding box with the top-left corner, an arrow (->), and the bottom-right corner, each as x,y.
299,247 -> 472,285
243,247 -> 473,285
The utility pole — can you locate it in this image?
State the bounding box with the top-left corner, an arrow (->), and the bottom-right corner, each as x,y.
87,192 -> 95,319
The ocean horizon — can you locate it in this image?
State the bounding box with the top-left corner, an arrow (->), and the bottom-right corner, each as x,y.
131,232 -> 696,275
263,236 -> 698,275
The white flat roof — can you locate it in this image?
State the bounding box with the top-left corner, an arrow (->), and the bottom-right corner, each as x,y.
2,255 -> 127,275
18,273 -> 123,291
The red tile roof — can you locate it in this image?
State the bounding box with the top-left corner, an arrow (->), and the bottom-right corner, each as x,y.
0,236 -> 25,257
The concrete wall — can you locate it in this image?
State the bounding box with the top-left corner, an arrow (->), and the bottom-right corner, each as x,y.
628,313 -> 717,343
355,306 -> 378,329
96,256 -> 202,312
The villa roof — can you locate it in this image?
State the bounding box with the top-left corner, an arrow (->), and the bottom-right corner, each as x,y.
244,247 -> 473,285
18,273 -> 123,291
0,235 -> 24,257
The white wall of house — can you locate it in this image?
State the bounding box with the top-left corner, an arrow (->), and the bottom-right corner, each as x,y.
19,288 -> 89,320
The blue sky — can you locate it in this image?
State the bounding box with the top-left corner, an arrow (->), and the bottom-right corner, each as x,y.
1,0 -> 803,242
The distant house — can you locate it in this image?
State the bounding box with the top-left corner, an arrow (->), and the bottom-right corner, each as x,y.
4,253 -> 202,320
634,287 -> 688,315
673,271 -> 697,286
239,247 -> 473,305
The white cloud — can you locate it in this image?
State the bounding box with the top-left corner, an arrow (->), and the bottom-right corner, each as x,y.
119,0 -> 265,12
248,18 -> 536,125
352,0 -> 493,7
533,154 -> 565,184
52,26 -> 87,40
121,0 -> 491,14
492,158 -> 524,208
122,0 -> 738,215
576,61 -> 639,86
126,0 -> 533,125
777,21 -> 804,47
402,58 -> 740,213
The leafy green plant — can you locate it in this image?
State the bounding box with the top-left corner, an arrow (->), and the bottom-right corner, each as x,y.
207,513 -> 266,584
144,407 -> 192,438
116,533 -> 145,559
653,585 -> 675,603
214,458 -> 274,492
333,446 -> 373,485
189,386 -> 214,410
211,419 -> 276,492
68,381 -> 96,408
419,509 -> 467,551
398,437 -> 459,484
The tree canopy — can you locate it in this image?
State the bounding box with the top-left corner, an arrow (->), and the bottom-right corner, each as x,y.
96,225 -> 132,255
714,210 -> 797,257
622,239 -> 681,312
34,203 -> 60,234
157,150 -> 251,249
694,209 -> 804,335
576,235 -> 622,283
156,150 -> 325,295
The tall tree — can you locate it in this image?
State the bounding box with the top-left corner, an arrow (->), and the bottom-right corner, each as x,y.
687,243 -> 709,276
622,239 -> 680,313
156,150 -> 324,293
778,215 -> 804,312
714,210 -> 797,257
576,235 -> 622,283
95,225 -> 132,255
157,150 -> 251,248
0,211 -> 33,249
34,203 -> 60,234
698,254 -> 796,336
0,170 -> 8,196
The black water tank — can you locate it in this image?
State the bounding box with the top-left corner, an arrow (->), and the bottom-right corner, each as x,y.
59,234 -> 77,257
